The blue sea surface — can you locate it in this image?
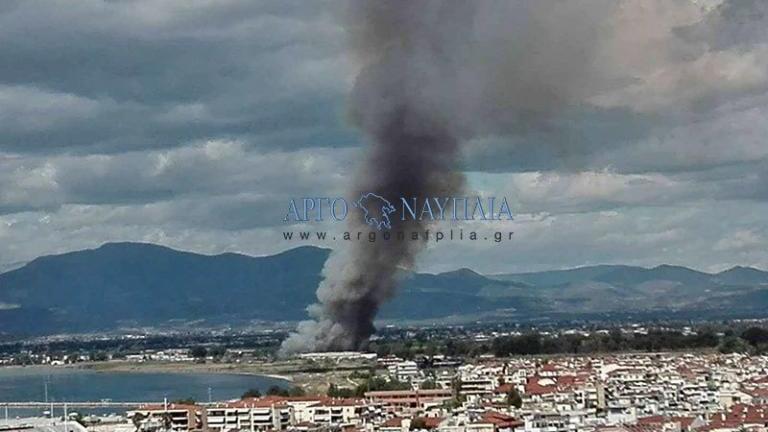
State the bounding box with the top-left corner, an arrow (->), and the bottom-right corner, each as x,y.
0,366 -> 286,418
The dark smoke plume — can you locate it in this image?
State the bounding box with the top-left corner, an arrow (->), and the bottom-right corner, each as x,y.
281,0 -> 624,354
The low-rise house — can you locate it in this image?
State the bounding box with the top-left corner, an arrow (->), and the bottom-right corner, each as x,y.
306,398 -> 376,427
366,389 -> 454,415
127,403 -> 202,432
389,361 -> 421,383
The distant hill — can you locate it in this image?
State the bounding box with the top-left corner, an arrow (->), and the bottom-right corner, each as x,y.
0,243 -> 535,335
493,265 -> 634,286
0,243 -> 330,334
715,266 -> 768,285
594,264 -> 712,286
1,242 -> 768,336
496,262 -> 768,315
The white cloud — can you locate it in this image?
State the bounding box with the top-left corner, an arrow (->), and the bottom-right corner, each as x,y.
0,141 -> 358,216
0,85 -> 102,133
714,229 -> 764,251
592,47 -> 768,112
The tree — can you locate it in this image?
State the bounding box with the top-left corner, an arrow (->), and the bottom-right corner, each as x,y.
718,336 -> 751,354
190,346 -> 207,359
327,384 -> 356,398
742,327 -> 768,346
242,388 -> 262,399
410,418 -> 428,430
506,388 -> 523,409
288,386 -> 306,397
209,345 -> 227,359
373,343 -> 391,357
266,385 -> 290,397
90,351 -> 109,362
693,329 -> 719,347
443,394 -> 466,410
421,379 -> 438,390
131,413 -> 146,432
492,334 -> 542,356
424,342 -> 438,358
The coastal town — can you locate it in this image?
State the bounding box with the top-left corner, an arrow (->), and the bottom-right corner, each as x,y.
5,348 -> 768,432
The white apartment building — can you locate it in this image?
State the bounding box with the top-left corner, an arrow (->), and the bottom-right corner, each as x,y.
205,397 -> 292,431
128,403 -> 201,432
389,360 -> 421,382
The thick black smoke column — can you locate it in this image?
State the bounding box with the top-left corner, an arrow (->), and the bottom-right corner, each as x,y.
281,2 -> 468,353
281,0 -> 615,354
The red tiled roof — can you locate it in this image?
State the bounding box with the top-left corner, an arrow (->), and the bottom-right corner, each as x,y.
382,417 -> 405,428
480,411 -> 524,428
524,376 -> 556,396
556,375 -> 578,388
637,415 -> 696,429
637,415 -> 665,424
707,404 -> 768,429
287,396 -> 330,402
220,395 -> 289,408
317,398 -> 367,407
421,417 -> 444,429
382,417 -> 443,430
744,387 -> 768,398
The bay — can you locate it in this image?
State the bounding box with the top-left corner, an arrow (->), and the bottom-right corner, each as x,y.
0,367 -> 287,417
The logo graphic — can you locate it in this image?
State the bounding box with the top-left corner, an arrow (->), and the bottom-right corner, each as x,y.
355,193 -> 396,231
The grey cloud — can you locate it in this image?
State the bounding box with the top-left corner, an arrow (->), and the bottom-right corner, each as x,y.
488,171 -> 707,215
589,96 -> 768,175
0,143 -> 358,218
0,0 -> 353,154
462,0 -> 768,179
679,0 -> 768,49
82,194 -> 291,232
0,205 -> 303,271
420,203 -> 768,274
461,107 -> 654,173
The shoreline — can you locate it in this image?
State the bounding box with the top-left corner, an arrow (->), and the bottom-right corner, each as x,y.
0,359 -> 369,394
82,361 -> 295,382
0,362 -> 294,383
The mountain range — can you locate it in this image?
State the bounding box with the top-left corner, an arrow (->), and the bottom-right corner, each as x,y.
1,242 -> 768,336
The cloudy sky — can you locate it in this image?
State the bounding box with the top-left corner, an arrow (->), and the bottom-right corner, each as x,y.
1,0 -> 767,274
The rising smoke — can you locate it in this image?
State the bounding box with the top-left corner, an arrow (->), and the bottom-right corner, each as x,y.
280,0 -> 708,354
